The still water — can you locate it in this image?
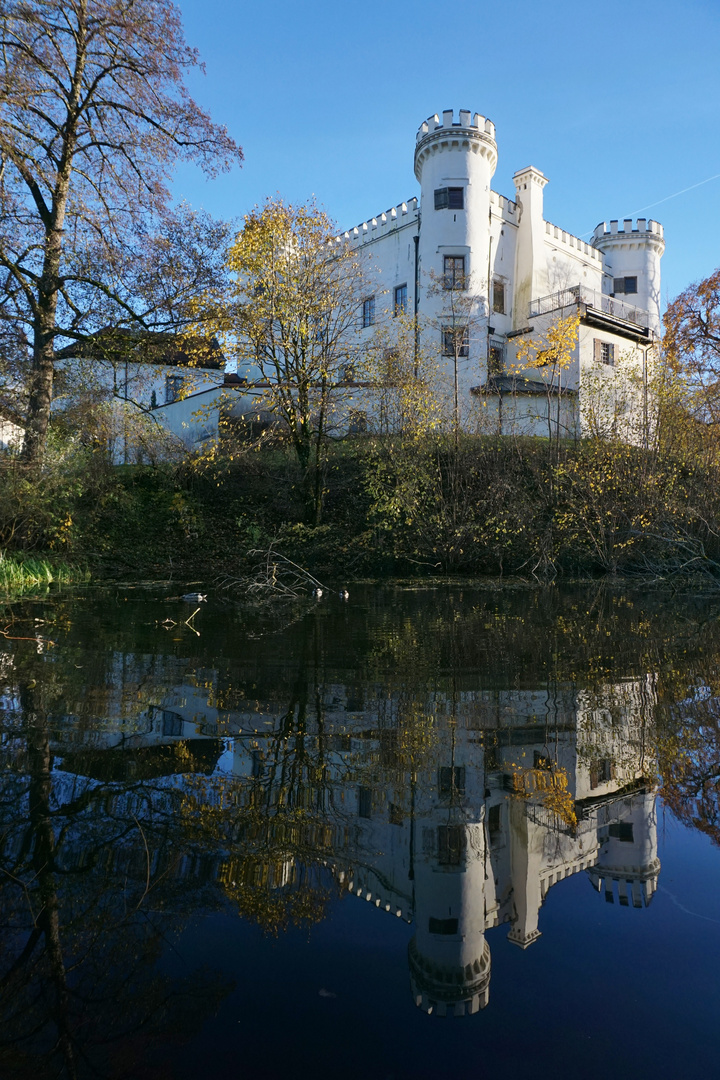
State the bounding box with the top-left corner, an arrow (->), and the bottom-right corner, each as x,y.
1,583 -> 719,1079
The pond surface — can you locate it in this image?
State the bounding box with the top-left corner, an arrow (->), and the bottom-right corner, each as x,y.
1,583 -> 719,1079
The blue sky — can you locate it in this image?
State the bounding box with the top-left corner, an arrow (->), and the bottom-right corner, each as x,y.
173,0 -> 720,306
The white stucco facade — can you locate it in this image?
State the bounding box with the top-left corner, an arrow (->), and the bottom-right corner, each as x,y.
342,109 -> 664,438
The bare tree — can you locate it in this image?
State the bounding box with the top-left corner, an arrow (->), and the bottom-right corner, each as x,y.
0,0 -> 242,463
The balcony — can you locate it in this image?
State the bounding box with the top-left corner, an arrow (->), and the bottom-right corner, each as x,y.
528,285 -> 652,338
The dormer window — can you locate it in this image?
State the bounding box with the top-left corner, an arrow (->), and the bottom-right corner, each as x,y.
434,186 -> 464,210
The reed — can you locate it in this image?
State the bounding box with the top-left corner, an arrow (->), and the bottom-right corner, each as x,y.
0,553 -> 89,596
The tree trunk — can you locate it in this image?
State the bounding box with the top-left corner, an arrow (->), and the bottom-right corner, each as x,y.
21,316 -> 57,465
20,5 -> 86,465
25,690 -> 78,1080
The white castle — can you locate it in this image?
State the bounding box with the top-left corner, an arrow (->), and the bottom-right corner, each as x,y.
341,109 -> 665,438
53,109 -> 666,456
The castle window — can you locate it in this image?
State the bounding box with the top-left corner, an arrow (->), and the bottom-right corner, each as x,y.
488,339 -> 505,375
594,340 -> 615,367
358,786 -> 372,818
394,283 -> 408,316
389,803 -> 403,825
608,822 -> 634,842
361,296 -> 375,328
488,803 -> 501,841
160,710 -> 183,737
492,280 -> 506,314
165,373 -> 183,404
613,276 -> 638,295
443,255 -> 466,290
438,765 -> 466,798
590,758 -> 614,788
348,409 -> 367,434
434,186 -> 464,210
442,324 -> 469,358
438,825 -> 465,866
429,917 -> 459,935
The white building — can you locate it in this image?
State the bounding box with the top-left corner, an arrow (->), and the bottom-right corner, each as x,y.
54,333 -> 237,462
51,111 -> 666,455
343,109 -> 664,438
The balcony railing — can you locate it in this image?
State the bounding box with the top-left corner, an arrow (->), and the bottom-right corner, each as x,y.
528,285 -> 650,330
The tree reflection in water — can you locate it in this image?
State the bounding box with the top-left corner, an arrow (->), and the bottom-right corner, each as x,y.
0,585 -> 719,1073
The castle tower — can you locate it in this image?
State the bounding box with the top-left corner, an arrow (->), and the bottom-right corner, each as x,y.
592,219 -> 665,336
512,166 -> 549,329
414,110 -> 498,403
409,821 -> 490,1017
587,791 -> 660,907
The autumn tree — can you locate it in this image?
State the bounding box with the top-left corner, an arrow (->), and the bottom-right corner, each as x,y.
663,267 -> 720,426
513,311 -> 580,449
0,0 -> 242,464
207,198 -> 366,524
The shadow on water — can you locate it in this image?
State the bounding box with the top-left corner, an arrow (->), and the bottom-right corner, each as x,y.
0,584 -> 719,1078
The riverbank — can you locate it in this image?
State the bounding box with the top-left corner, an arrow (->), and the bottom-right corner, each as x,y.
2,431 -> 720,588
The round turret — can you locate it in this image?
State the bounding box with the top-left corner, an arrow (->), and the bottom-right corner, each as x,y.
587,791 -> 660,907
592,219 -> 665,335
413,110 -> 497,301
409,935 -> 490,1017
413,110 -> 498,413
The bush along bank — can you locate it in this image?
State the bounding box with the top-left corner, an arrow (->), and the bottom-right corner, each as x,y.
3,431 -> 720,585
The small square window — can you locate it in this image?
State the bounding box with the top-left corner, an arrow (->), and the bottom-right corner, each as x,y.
608,822 -> 634,842
488,340 -> 504,375
434,187 -> 464,211
361,296 -> 375,328
593,339 -> 615,367
443,255 -> 466,290
613,276 -> 638,295
394,283 -> 408,316
493,280 -> 506,314
161,710 -> 183,737
442,324 -> 469,358
429,917 -> 459,935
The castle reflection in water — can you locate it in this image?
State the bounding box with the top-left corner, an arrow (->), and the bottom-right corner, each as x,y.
53,669 -> 659,1019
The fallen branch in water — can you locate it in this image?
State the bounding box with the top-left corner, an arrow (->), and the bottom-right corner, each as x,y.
217,548 -> 326,601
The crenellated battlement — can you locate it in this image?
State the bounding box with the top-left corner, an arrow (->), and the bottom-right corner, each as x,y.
490,190 -> 517,218
545,220 -> 603,262
592,218 -> 665,247
416,109 -> 496,144
337,197 -> 419,247
414,109 -> 498,182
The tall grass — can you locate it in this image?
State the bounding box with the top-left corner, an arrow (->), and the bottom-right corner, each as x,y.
0,553 -> 89,596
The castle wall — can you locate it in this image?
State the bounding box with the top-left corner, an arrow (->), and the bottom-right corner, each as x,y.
334,109 -> 664,438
